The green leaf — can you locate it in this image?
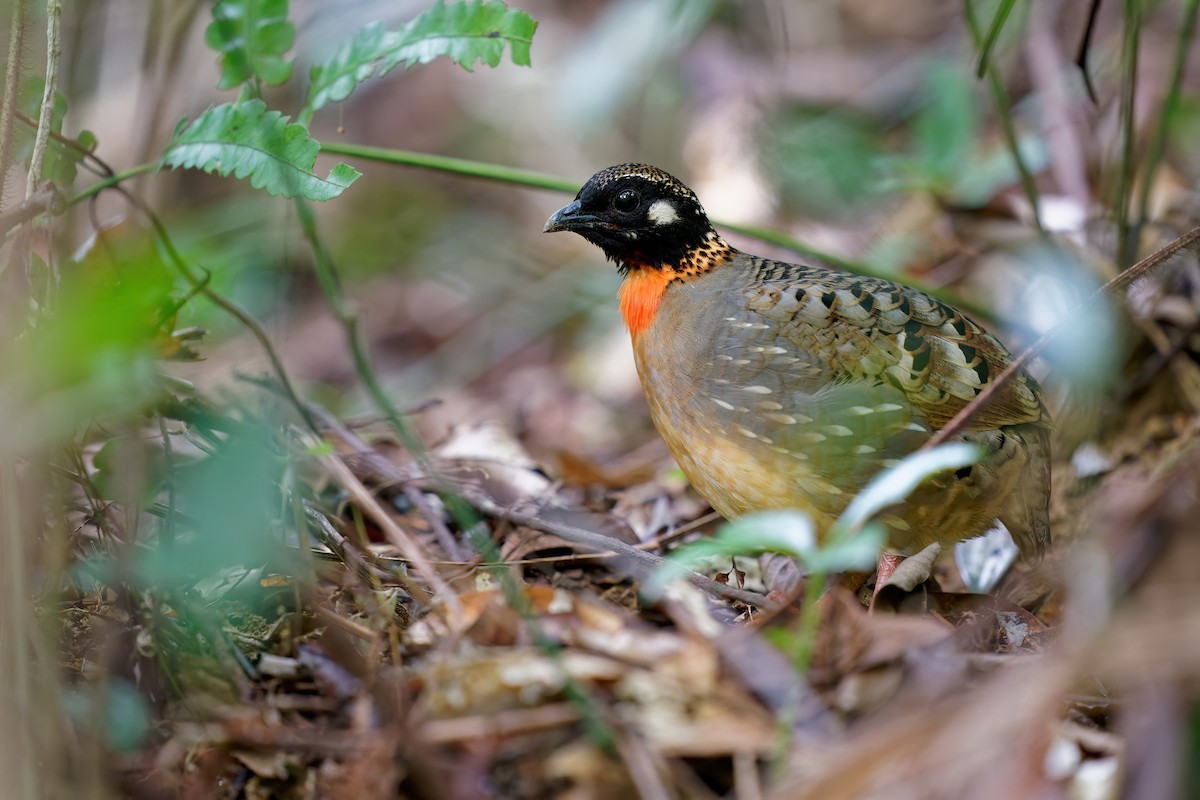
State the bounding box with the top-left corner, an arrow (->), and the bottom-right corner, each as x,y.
138,418 -> 285,587
833,443 -> 984,537
162,100 -> 361,200
62,679 -> 151,752
644,510 -> 882,600
205,0 -> 295,90
305,1 -> 537,117
0,257 -> 168,451
763,105 -> 888,217
13,76 -> 91,185
911,62 -> 978,184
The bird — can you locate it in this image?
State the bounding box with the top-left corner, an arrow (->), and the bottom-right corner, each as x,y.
544,164 -> 1051,593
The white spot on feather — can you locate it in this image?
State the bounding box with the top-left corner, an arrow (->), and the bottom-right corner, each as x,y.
647,199 -> 679,225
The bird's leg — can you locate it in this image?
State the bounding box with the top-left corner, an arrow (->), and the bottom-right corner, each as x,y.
868,553 -> 905,611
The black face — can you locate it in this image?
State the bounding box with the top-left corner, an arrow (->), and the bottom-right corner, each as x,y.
544,164 -> 715,269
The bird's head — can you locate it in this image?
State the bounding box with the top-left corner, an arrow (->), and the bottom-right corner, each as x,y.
544,164 -> 728,273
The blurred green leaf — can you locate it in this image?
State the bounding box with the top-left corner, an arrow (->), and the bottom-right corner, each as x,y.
807,523 -> 888,573
834,443 -> 983,536
305,1 -> 537,118
875,60 -> 1047,208
762,106 -> 888,217
13,76 -> 91,185
0,256 -> 171,451
1017,244 -> 1121,391
1172,97 -> 1200,174
912,62 -> 978,186
552,0 -> 717,128
162,99 -> 361,200
644,510 -> 881,600
205,0 -> 295,90
646,445 -> 983,597
93,436 -> 167,510
62,679 -> 151,752
138,418 -> 284,587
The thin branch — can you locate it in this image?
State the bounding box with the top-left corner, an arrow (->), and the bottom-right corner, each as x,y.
924,225 -> 1200,447
14,109 -> 106,177
1135,0 -> 1198,228
474,498 -> 777,610
26,0 -> 62,199
0,184 -> 55,238
0,1 -> 27,213
1075,0 -> 1104,104
314,446 -> 453,612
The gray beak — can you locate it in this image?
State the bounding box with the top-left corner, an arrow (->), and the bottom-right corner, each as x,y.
544,200 -> 601,233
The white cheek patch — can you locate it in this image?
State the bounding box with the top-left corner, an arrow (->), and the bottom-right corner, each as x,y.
647,199 -> 679,225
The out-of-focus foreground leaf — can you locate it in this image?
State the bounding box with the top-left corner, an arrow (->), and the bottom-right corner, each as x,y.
205,0 -> 296,90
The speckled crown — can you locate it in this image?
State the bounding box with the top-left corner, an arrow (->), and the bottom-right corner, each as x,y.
582,164 -> 701,205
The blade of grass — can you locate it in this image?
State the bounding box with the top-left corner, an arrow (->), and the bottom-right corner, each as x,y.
1115,0 -> 1141,268
964,0 -> 1044,234
1135,0 -> 1198,229
974,0 -> 1017,78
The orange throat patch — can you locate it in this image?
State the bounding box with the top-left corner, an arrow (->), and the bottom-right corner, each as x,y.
618,268 -> 674,337
617,235 -> 735,337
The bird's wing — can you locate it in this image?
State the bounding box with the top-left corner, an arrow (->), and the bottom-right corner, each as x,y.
737,256 -> 1047,431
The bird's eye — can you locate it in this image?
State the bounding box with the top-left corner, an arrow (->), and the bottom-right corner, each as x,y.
613,190 -> 640,213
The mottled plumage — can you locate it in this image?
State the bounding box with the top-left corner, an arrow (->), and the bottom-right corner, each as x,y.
545,164 -> 1050,557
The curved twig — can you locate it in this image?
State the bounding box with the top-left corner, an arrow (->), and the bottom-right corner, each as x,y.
925,225 -> 1200,448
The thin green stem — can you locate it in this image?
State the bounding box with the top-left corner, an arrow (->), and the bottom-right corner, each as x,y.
1135,0 -> 1198,228
319,140 -> 579,192
71,148 -> 999,325
974,0 -> 1016,78
118,188 -> 319,434
1115,0 -> 1142,268
791,570 -> 827,675
68,162 -> 158,205
963,0 -> 1044,234
294,198 -> 421,450
317,140 -> 861,268
318,141 -> 997,320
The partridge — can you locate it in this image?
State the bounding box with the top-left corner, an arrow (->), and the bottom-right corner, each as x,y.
545,164 -> 1050,563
